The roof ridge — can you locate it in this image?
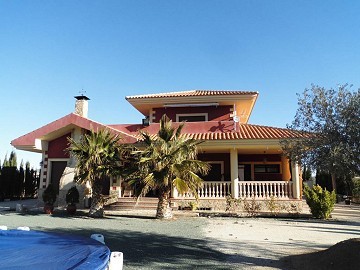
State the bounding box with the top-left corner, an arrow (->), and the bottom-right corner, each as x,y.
126,89 -> 259,99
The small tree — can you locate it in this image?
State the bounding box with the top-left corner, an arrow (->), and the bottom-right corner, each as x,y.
42,184 -> 57,205
66,186 -> 80,215
282,85 -> 360,193
68,128 -> 124,218
24,162 -> 38,198
42,183 -> 57,214
127,115 -> 210,219
303,185 -> 336,219
66,186 -> 80,206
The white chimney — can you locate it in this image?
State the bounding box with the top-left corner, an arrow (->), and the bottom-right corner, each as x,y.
74,95 -> 90,118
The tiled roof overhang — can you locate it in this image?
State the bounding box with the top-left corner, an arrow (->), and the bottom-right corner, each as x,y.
126,90 -> 259,99
109,121 -> 307,141
11,113 -> 138,152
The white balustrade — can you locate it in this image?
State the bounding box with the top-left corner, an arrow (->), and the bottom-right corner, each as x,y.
238,181 -> 293,199
177,181 -> 293,199
178,181 -> 232,198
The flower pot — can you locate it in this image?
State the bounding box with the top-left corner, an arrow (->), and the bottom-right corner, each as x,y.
44,203 -> 54,214
66,204 -> 77,215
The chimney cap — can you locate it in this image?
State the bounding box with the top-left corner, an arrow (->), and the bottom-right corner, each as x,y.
74,95 -> 90,101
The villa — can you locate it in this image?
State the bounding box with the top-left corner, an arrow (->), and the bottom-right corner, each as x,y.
11,90 -> 303,207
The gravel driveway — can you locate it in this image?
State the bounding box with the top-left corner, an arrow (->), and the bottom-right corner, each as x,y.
1,201 -> 359,269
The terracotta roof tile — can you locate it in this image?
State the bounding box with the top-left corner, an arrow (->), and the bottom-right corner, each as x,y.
126,90 -> 258,99
111,121 -> 307,141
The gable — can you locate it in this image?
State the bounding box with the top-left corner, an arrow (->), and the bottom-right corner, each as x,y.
11,113 -> 137,152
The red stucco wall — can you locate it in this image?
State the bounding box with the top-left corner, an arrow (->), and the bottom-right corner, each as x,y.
153,105 -> 232,122
48,133 -> 71,158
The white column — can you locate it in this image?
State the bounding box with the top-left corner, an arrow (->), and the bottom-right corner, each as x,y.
291,161 -> 301,199
171,186 -> 178,198
230,148 -> 239,199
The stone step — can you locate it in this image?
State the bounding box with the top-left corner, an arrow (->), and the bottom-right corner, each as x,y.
106,197 -> 160,210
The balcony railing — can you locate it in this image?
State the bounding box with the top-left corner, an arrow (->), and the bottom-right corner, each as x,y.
176,180 -> 293,199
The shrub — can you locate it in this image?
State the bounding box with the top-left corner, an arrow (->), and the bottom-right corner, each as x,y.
352,177 -> 360,199
303,185 -> 336,219
188,201 -> 198,211
66,186 -> 80,205
243,197 -> 261,217
42,184 -> 57,205
264,196 -> 281,216
225,195 -> 241,213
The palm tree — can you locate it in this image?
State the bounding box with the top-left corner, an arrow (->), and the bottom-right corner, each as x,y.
67,128 -> 122,218
129,115 -> 210,219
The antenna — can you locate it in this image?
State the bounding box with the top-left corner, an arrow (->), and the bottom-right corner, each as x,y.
79,89 -> 87,96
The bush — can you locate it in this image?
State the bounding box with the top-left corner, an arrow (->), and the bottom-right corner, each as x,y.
66,186 -> 80,205
243,197 -> 261,217
188,201 -> 198,211
42,184 -> 57,205
303,185 -> 336,219
352,177 -> 360,202
264,196 -> 281,216
225,195 -> 241,213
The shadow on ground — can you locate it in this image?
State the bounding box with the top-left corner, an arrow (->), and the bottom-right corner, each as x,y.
43,226 -> 234,269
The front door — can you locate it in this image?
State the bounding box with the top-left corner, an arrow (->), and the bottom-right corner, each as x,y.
50,161 -> 67,194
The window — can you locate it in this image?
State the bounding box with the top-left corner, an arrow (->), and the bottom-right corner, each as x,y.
201,161 -> 224,181
254,164 -> 280,173
176,113 -> 208,122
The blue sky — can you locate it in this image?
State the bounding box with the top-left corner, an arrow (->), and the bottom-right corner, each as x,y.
1,0 -> 359,168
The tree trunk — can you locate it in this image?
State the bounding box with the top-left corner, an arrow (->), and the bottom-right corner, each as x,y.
331,173 -> 337,193
156,191 -> 172,219
88,180 -> 104,218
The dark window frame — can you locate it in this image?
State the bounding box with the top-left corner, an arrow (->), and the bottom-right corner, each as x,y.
254,164 -> 280,173
176,113 -> 208,122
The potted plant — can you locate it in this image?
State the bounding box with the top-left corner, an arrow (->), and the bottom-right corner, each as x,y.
42,184 -> 57,214
66,186 -> 80,215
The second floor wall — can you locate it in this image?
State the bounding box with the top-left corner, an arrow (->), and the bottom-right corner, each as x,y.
151,105 -> 233,122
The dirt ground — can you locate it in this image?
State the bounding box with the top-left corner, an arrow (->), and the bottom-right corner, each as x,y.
284,238 -> 360,270
1,200 -> 359,269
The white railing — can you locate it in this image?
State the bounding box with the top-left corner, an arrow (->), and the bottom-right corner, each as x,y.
176,181 -> 293,199
177,181 -> 231,198
238,181 -> 293,199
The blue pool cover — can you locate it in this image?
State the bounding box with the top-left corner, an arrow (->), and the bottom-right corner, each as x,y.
0,230 -> 111,270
